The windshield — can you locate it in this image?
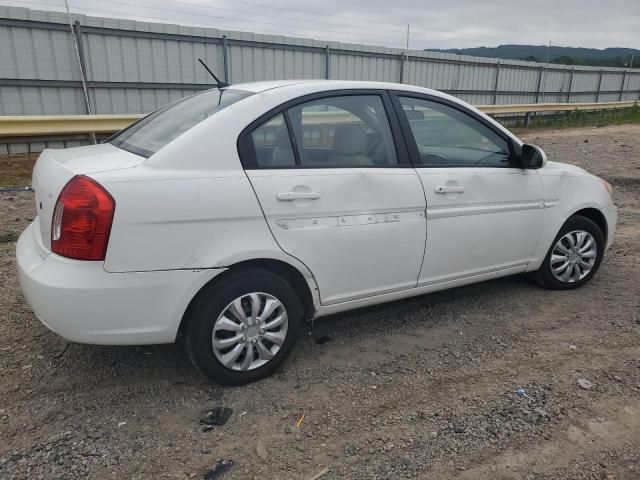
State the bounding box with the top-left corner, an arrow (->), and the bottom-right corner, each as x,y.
110,88 -> 253,157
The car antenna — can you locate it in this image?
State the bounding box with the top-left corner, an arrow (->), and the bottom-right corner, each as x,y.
198,58 -> 229,88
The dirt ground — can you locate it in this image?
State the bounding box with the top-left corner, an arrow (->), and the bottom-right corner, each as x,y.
1,125 -> 639,480
0,153 -> 37,188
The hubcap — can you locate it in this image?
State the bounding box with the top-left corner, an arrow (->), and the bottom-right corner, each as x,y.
550,230 -> 598,283
212,293 -> 288,371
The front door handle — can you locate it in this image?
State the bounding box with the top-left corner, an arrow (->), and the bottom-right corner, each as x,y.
276,191 -> 321,201
434,185 -> 465,194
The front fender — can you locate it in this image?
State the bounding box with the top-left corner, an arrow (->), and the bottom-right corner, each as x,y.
527,171 -> 615,271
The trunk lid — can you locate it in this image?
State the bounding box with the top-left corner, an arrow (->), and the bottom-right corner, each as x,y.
32,143 -> 144,251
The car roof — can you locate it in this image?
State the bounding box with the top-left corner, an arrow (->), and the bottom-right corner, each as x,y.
229,79 -> 320,92
229,79 -> 448,99
225,79 -> 518,141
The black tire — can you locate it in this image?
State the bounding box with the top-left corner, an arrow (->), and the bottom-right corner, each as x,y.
531,215 -> 605,290
184,268 -> 303,385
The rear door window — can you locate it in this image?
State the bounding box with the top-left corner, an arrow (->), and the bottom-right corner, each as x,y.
287,95 -> 397,168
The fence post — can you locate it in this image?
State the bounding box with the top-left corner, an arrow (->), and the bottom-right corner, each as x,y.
619,70 -> 626,101
525,65 -> 544,127
399,53 -> 405,83
492,60 -> 500,104
325,45 -> 330,79
222,35 -> 229,83
534,65 -> 544,103
595,69 -> 603,102
566,67 -> 574,103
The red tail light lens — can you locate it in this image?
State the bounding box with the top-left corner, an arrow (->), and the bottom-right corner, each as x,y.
51,175 -> 115,261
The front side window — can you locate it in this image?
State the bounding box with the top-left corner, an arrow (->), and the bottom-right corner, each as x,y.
111,88 -> 253,157
398,96 -> 512,167
288,95 -> 397,168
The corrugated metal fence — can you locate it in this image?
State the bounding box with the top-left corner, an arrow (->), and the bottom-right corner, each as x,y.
1,5 -> 639,153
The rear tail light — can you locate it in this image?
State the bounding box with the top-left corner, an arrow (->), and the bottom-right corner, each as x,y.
51,175 -> 115,261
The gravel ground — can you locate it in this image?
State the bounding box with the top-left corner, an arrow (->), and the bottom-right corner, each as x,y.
1,124 -> 639,480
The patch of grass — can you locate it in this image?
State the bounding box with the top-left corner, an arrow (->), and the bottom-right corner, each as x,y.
0,153 -> 37,187
524,104 -> 640,129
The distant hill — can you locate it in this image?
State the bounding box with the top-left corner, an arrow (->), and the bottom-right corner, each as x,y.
432,45 -> 639,68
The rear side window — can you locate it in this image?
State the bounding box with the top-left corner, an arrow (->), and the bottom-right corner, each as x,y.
111,89 -> 253,158
251,113 -> 296,168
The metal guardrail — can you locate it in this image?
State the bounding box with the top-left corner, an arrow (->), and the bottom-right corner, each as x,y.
0,114 -> 143,136
0,101 -> 637,137
478,100 -> 638,115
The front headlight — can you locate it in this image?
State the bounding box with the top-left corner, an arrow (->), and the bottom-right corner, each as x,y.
602,180 -> 614,199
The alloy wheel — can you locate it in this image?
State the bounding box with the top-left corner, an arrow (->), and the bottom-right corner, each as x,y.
549,230 -> 598,283
211,293 -> 288,371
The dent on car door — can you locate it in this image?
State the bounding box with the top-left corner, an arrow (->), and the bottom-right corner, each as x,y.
239,92 -> 427,305
392,93 -> 544,285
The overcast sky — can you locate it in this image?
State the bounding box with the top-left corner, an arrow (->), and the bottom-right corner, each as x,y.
3,0 -> 639,50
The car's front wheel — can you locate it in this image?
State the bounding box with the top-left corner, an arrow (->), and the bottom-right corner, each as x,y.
184,268 -> 302,385
532,215 -> 605,290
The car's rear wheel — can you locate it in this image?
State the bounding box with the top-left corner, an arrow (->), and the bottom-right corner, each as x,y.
532,215 -> 605,290
184,268 -> 302,385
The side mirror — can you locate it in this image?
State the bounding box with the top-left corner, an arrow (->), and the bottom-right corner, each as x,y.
520,143 -> 546,169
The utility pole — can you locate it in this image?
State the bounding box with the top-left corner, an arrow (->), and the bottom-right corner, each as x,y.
65,0 -> 95,142
406,24 -> 410,51
545,40 -> 551,64
402,24 -> 410,84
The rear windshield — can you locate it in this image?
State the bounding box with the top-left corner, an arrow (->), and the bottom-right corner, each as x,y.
110,88 -> 253,157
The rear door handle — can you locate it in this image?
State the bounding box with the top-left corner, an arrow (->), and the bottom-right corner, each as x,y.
434,185 -> 465,194
276,191 -> 321,201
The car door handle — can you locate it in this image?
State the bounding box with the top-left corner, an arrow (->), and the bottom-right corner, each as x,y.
276,191 -> 321,201
434,185 -> 465,194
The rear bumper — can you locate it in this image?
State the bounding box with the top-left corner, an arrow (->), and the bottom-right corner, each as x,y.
16,223 -> 225,345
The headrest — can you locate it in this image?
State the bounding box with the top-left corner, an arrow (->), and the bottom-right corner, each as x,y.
333,125 -> 368,156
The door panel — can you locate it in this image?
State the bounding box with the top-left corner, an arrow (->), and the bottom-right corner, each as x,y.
417,167 -> 543,285
392,93 -> 544,285
247,168 -> 426,304
242,92 -> 427,305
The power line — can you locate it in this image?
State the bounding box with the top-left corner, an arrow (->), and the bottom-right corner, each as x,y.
132,0 -> 452,45
66,0 -> 407,45
143,0 -> 451,44
2,0 -> 443,49
82,0 -> 407,41
161,0 -> 406,33
204,0 -> 411,31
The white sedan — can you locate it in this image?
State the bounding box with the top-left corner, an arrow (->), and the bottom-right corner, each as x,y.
16,80 -> 617,384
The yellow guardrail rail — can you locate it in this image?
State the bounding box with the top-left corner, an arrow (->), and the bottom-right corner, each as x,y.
0,114 -> 143,136
0,101 -> 637,137
477,100 -> 638,115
